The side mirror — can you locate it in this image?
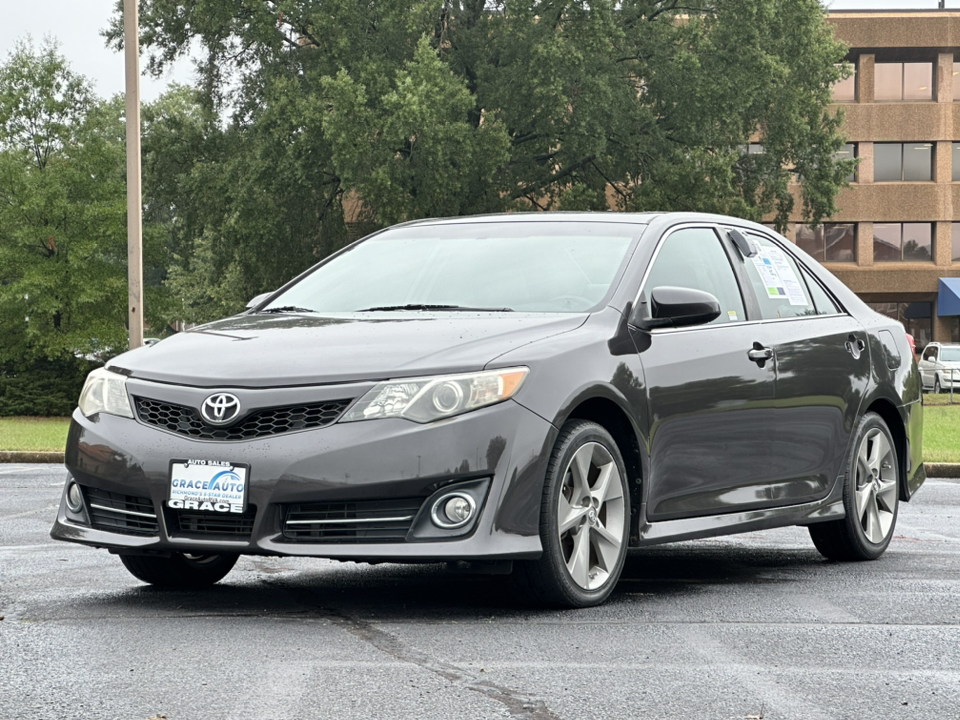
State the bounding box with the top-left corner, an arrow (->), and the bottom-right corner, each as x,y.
635,286 -> 722,330
245,292 -> 273,310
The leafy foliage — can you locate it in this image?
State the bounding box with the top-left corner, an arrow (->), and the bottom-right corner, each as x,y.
0,40 -> 168,367
0,356 -> 98,417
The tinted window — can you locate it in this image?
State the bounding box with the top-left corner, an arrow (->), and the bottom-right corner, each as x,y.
832,64 -> 856,102
836,143 -> 857,182
643,227 -> 745,325
903,143 -> 934,181
742,235 -> 817,319
265,222 -> 639,314
875,143 -> 934,182
801,267 -> 841,315
874,223 -> 933,262
795,223 -> 855,262
874,143 -> 903,182
875,62 -> 934,101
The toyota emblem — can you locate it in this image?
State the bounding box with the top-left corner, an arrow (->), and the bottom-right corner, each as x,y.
201,393 -> 241,425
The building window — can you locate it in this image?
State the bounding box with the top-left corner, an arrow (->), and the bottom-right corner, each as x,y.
796,223 -> 856,262
954,143 -> 960,181
833,64 -> 856,102
875,62 -> 933,101
739,144 -> 764,155
952,224 -> 960,261
835,143 -> 857,182
874,223 -> 933,262
874,143 -> 933,182
868,302 -> 932,349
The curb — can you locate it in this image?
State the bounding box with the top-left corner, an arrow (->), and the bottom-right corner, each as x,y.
0,451 -> 65,463
924,463 -> 960,479
2,452 -> 960,479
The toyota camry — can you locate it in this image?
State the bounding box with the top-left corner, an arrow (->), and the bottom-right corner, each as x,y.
51,212 -> 925,607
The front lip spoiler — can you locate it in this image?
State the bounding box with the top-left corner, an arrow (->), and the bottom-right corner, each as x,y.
50,514 -> 542,561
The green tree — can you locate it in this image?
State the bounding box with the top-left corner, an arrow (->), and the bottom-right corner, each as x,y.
111,0 -> 853,323
0,40 -> 168,364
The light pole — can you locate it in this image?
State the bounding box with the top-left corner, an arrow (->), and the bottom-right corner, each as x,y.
123,0 -> 144,349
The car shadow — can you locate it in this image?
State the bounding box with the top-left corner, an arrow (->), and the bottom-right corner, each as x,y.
71,541 -> 826,621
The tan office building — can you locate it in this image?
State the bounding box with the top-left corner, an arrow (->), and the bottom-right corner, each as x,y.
775,10 -> 960,348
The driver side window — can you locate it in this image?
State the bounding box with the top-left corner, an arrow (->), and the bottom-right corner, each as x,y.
643,227 -> 746,325
922,346 -> 938,362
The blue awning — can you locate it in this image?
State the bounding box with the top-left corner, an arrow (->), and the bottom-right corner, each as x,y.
938,278 -> 960,316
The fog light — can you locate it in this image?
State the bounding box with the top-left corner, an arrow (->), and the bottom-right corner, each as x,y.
430,492 -> 476,529
66,482 -> 84,512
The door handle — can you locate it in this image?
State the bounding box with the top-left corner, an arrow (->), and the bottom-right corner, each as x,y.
845,334 -> 865,360
747,342 -> 773,367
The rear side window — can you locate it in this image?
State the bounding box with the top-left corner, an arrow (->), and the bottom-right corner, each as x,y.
643,227 -> 746,324
800,266 -> 841,315
741,235 -> 816,319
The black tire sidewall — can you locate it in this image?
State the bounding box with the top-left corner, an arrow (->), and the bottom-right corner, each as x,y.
539,420 -> 631,606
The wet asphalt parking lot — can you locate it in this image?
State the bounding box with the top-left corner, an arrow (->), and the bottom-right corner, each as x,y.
1,463 -> 959,720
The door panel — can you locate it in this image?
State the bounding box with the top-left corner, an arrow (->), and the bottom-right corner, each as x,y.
736,231 -> 870,501
761,316 -> 870,501
638,324 -> 778,520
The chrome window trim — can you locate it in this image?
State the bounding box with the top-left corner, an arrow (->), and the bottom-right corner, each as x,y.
632,222 -> 745,320
648,312 -> 849,335
633,220 -> 852,329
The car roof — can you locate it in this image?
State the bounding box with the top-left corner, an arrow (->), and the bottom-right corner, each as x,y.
393,211 -> 784,234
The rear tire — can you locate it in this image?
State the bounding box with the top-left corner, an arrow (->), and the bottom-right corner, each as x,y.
514,420 -> 630,608
119,553 -> 239,587
808,412 -> 899,561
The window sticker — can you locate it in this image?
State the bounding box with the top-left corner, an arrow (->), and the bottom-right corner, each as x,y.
751,247 -> 808,306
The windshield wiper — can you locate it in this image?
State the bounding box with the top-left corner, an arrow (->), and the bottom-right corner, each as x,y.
260,306 -> 316,314
357,304 -> 514,312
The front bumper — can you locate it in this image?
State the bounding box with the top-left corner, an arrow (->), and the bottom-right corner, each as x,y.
51,378 -> 556,561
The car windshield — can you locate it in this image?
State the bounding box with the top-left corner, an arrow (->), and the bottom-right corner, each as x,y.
940,347 -> 960,362
263,221 -> 641,313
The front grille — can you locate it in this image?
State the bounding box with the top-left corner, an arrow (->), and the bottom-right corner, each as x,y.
133,397 -> 351,441
282,498 -> 425,543
172,507 -> 256,538
84,486 -> 159,536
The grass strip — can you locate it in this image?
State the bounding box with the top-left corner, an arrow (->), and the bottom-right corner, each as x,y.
0,417 -> 71,452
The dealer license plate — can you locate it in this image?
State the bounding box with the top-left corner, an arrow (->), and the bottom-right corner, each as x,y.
168,460 -> 249,514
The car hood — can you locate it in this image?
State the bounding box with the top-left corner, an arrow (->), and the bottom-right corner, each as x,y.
109,312 -> 588,388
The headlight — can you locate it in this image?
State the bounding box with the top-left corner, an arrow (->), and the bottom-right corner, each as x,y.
341,367 -> 528,423
77,367 -> 134,419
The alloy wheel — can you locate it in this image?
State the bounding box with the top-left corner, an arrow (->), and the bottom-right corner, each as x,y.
855,427 -> 897,544
557,442 -> 626,590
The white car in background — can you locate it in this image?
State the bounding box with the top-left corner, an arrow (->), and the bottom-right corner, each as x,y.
918,342 -> 960,392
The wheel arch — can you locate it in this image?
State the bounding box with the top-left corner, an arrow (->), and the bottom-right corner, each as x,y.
563,396 -> 644,540
864,397 -> 910,501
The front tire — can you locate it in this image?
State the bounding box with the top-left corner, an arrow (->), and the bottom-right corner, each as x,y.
808,412 -> 899,561
515,420 -> 631,608
934,376 -> 942,393
120,552 -> 239,587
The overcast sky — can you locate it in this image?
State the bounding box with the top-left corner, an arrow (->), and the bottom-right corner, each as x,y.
0,0 -> 956,103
